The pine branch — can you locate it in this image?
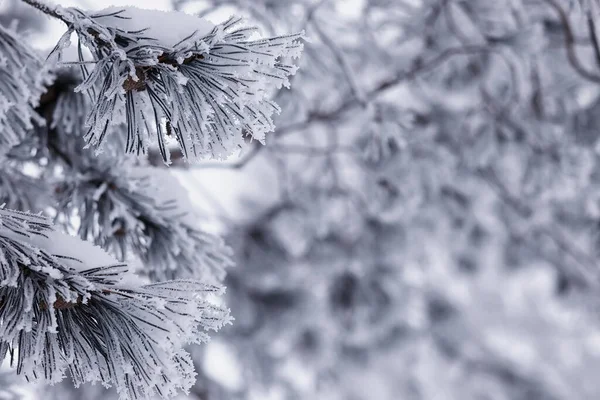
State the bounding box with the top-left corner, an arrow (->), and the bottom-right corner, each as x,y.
22,67 -> 233,283
55,159 -> 233,281
0,162 -> 48,211
36,5 -> 304,164
0,208 -> 231,400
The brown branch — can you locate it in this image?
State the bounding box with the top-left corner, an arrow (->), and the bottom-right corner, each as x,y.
48,294 -> 83,310
0,291 -> 112,311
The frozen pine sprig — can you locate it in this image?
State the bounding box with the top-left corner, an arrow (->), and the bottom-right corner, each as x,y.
40,75 -> 232,282
0,24 -> 51,154
48,6 -> 304,164
0,207 -> 231,400
127,167 -> 234,281
55,154 -> 233,281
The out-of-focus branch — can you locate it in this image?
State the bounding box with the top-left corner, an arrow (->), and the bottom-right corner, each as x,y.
543,0 -> 600,83
587,16 -> 600,68
443,0 -> 476,45
270,144 -> 356,155
476,91 -> 598,288
311,18 -> 366,105
277,44 -> 491,136
476,166 -> 598,287
430,331 -> 561,400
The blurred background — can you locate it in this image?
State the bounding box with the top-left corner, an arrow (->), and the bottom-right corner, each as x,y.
4,0 -> 600,399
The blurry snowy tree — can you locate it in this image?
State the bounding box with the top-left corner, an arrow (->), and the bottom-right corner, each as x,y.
0,0 -> 303,399
155,0 -> 600,399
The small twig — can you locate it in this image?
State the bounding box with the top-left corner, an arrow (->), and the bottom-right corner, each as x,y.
311,18 -> 366,105
476,167 -> 598,286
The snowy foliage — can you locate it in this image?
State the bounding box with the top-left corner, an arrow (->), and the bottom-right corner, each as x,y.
0,1 -> 305,399
0,208 -> 231,400
47,5 -> 304,163
56,159 -> 233,281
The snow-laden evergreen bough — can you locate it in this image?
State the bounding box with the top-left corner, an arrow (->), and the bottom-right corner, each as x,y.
56,158 -> 233,282
43,71 -> 233,283
0,1 -> 304,399
0,208 -> 231,399
43,4 -> 304,164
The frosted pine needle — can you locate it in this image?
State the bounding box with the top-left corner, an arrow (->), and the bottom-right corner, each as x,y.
49,6 -> 304,164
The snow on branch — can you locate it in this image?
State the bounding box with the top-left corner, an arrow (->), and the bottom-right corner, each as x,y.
0,24 -> 51,155
45,5 -> 304,164
55,156 -> 233,281
0,207 -> 231,400
32,67 -> 232,282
